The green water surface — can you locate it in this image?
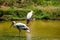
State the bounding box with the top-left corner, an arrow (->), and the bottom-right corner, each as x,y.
0,20 -> 60,40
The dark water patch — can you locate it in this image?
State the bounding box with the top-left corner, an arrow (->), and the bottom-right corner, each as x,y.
0,36 -> 26,40
0,36 -> 60,40
2,36 -> 26,38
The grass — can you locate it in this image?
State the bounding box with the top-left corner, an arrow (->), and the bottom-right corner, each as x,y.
0,5 -> 60,20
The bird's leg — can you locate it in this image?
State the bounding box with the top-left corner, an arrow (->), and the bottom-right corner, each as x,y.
19,29 -> 21,37
26,19 -> 30,24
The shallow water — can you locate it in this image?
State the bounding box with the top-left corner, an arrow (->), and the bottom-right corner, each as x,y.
0,20 -> 60,40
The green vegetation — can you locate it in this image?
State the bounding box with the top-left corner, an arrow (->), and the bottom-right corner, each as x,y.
0,0 -> 60,7
0,8 -> 60,21
33,0 -> 60,6
0,0 -> 60,21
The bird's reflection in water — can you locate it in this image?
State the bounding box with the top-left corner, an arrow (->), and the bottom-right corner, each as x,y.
26,32 -> 31,40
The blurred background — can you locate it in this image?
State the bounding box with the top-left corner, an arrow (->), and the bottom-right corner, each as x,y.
0,0 -> 60,40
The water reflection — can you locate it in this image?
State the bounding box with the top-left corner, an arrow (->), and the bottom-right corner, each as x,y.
0,20 -> 60,39
26,33 -> 31,40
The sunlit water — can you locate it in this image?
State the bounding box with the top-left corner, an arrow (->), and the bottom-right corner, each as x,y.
0,20 -> 60,40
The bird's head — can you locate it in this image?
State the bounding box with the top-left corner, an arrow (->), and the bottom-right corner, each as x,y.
26,29 -> 30,33
10,21 -> 16,28
31,10 -> 33,13
26,27 -> 30,33
12,21 -> 16,24
31,10 -> 35,15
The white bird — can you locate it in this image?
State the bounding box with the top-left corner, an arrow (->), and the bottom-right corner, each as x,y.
26,10 -> 33,24
10,21 -> 30,36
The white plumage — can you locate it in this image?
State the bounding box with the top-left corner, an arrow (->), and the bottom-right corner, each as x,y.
10,10 -> 34,35
26,10 -> 33,24
27,10 -> 33,19
12,21 -> 30,33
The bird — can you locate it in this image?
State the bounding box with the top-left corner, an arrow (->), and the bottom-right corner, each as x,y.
26,10 -> 33,24
10,21 -> 30,36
